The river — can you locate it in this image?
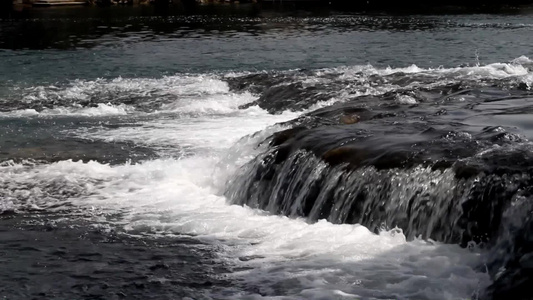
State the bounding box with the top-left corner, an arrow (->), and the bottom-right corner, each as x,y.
1,5 -> 533,299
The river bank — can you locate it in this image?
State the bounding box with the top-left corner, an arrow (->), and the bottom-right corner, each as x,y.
3,0 -> 533,17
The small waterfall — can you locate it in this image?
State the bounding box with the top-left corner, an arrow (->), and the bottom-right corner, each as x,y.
223,67 -> 533,298
226,147 -> 533,246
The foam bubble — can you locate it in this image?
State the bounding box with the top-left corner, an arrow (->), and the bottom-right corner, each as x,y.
160,91 -> 256,116
333,58 -> 530,79
396,94 -> 418,104
22,75 -> 229,104
511,55 -> 533,65
0,103 -> 134,118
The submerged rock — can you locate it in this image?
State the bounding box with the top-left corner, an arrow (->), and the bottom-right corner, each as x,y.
339,114 -> 361,124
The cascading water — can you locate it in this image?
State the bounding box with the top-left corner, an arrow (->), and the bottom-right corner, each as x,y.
224,63 -> 533,299
227,151 -> 466,242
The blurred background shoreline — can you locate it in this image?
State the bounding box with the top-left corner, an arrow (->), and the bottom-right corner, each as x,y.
3,0 -> 533,20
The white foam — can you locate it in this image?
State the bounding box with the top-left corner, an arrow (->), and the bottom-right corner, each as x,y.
70,105 -> 298,157
22,74 -> 229,104
511,55 -> 533,65
11,74 -> 236,117
0,199 -> 15,213
3,75 -> 261,119
159,91 -> 256,116
332,58 -> 531,79
0,103 -> 134,117
396,94 -> 418,104
0,153 -> 490,299
245,56 -> 533,111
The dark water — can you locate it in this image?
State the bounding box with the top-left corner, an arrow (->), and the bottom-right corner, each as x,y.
2,5 -> 533,300
1,6 -> 533,82
0,213 -> 229,299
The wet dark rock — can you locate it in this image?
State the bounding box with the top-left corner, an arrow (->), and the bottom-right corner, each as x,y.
226,73 -> 287,95
249,82 -> 332,113
453,162 -> 484,179
322,146 -> 367,166
269,126 -> 307,147
431,159 -> 454,171
226,83 -> 533,299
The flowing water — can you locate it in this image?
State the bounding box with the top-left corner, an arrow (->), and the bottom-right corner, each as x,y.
1,6 -> 533,299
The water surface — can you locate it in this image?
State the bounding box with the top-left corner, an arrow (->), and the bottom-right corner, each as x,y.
1,6 -> 533,299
